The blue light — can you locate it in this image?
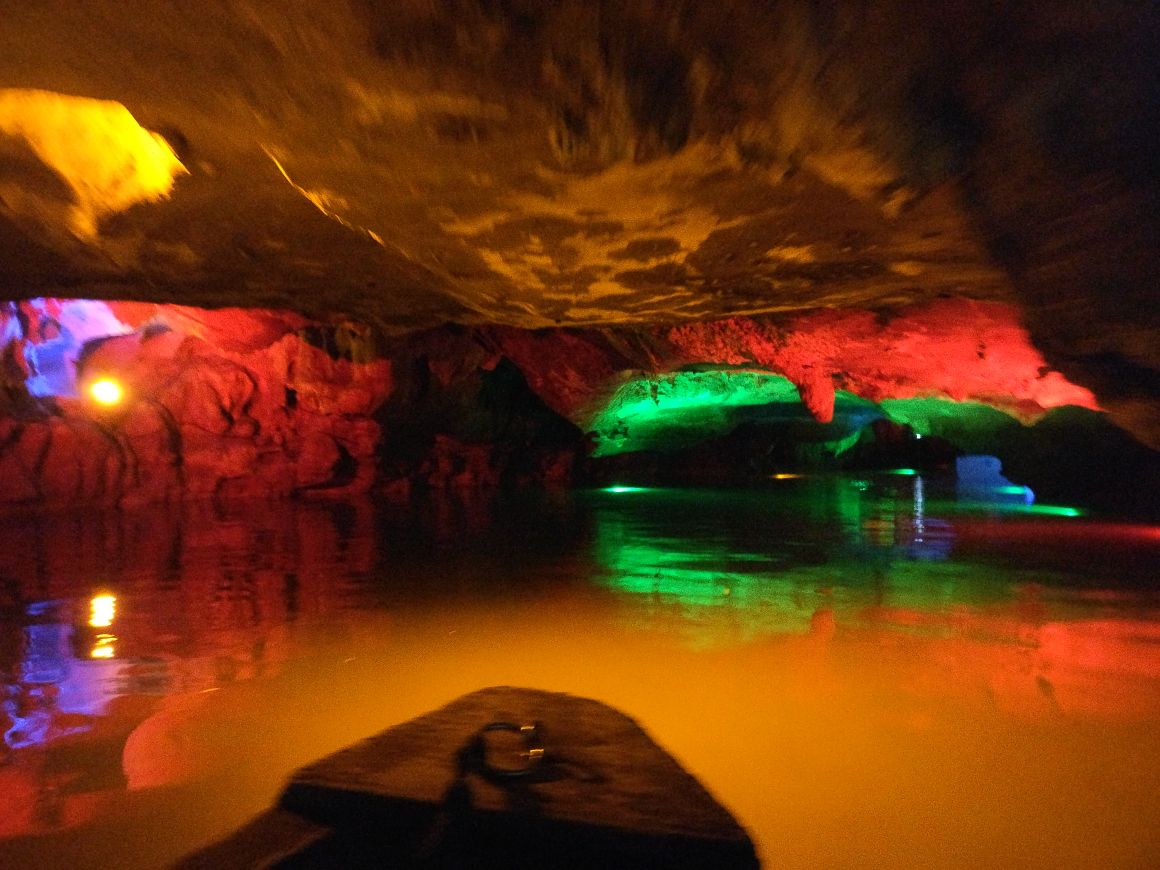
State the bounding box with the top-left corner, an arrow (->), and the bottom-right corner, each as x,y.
8,299 -> 131,398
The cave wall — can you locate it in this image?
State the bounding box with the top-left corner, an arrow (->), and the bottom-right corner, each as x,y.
0,301 -> 391,506
5,296 -> 1152,513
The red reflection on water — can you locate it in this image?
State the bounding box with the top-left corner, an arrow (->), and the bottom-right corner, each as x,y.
956,518 -> 1160,545
0,499 -> 377,842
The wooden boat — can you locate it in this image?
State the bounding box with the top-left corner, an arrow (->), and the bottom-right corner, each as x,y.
179,686 -> 759,868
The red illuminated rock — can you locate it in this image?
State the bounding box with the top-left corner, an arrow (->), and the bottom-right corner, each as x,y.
0,302 -> 395,507
475,299 -> 1100,429
663,300 -> 1100,422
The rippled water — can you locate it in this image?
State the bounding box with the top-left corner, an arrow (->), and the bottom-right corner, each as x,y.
1,476 -> 1158,868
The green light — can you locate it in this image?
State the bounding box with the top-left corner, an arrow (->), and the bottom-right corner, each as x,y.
967,501 -> 1084,517
994,485 -> 1032,496
1022,504 -> 1084,517
885,468 -> 919,476
585,371 -> 803,456
879,398 -> 1021,453
581,371 -> 879,458
602,486 -> 648,494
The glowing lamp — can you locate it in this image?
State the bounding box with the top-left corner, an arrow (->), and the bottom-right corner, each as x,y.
89,378 -> 124,406
89,594 -> 116,627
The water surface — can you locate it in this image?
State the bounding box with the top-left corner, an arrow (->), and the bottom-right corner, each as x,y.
1,476 -> 1158,868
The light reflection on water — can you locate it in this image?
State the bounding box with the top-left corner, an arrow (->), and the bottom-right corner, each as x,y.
0,476 -> 1158,869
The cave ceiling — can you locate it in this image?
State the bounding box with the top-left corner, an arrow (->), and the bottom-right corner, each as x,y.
0,1 -> 1157,441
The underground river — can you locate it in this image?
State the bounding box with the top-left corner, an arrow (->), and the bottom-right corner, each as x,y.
1,475 -> 1158,868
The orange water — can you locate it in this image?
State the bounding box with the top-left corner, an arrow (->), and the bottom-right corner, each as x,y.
0,482 -> 1157,868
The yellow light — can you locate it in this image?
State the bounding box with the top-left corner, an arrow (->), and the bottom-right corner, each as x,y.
89,594 -> 116,627
90,633 -> 116,659
772,473 -> 804,480
0,89 -> 187,239
89,379 -> 124,406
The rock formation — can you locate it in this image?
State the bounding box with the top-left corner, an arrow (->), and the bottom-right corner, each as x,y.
0,300 -> 391,504
0,2 -> 1157,510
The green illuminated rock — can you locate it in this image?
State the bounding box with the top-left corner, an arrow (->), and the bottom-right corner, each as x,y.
585,370 -> 879,457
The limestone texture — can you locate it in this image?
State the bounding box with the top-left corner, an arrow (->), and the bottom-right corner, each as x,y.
0,1 -> 1156,448
0,300 -> 392,505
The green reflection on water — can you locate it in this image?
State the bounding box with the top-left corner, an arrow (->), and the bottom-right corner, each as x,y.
1010,503 -> 1085,517
588,481 -> 1043,644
